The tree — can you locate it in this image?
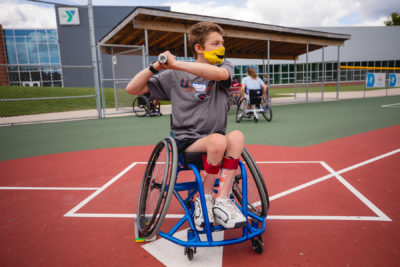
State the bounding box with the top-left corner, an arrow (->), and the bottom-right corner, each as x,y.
384,12 -> 400,26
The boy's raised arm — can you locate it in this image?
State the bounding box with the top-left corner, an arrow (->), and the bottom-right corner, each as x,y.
125,67 -> 153,95
159,51 -> 230,82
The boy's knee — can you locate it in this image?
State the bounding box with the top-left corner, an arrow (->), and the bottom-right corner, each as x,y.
208,133 -> 228,155
228,130 -> 244,145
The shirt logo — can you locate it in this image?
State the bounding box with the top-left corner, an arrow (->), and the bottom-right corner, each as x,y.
180,79 -> 211,101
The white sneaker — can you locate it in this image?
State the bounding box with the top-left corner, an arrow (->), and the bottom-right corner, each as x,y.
213,196 -> 247,229
194,194 -> 215,231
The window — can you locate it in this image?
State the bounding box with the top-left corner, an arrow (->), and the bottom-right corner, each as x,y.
5,43 -> 17,64
16,43 -> 28,64
234,66 -> 241,75
297,64 -> 303,71
4,28 -> 62,86
38,44 -> 50,64
27,44 -> 39,64
258,65 -> 264,74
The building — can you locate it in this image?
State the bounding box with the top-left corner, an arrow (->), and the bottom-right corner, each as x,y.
1,26 -> 62,87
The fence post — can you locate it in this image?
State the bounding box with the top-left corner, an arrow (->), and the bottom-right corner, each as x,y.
322,45 -> 325,101
96,43 -> 106,116
336,46 -> 340,100
88,0 -> 102,118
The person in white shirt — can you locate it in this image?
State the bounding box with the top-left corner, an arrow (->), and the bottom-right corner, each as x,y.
240,67 -> 267,99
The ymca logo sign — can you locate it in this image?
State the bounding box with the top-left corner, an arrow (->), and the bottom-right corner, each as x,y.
58,7 -> 80,25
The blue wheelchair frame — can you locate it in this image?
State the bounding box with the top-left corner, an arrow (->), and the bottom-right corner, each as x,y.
156,150 -> 267,248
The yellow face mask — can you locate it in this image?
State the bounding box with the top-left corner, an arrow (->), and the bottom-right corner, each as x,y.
201,46 -> 225,65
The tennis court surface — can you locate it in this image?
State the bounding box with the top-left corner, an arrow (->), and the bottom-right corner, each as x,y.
0,97 -> 399,266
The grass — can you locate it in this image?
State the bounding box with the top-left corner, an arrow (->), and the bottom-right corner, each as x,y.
0,84 -> 387,116
0,86 -> 134,116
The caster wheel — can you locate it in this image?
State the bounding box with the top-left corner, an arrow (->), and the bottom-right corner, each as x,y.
184,247 -> 196,261
251,237 -> 264,254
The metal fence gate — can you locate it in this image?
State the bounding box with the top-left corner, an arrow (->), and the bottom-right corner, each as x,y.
97,44 -> 145,117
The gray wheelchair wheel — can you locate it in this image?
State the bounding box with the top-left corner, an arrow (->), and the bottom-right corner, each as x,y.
232,147 -> 269,217
236,98 -> 248,123
136,137 -> 178,239
133,95 -> 150,117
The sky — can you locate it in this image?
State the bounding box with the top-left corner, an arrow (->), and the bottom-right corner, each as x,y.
0,0 -> 399,29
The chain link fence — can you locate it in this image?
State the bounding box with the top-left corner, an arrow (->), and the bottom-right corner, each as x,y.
269,67 -> 400,105
1,1 -> 399,125
234,61 -> 400,105
0,0 -> 100,126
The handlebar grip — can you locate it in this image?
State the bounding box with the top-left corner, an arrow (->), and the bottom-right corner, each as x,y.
158,54 -> 168,64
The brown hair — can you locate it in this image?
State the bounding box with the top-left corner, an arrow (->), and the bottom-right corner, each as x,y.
188,22 -> 224,59
247,67 -> 257,79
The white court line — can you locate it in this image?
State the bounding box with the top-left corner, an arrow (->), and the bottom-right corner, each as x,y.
257,161 -> 322,164
320,161 -> 391,221
66,148 -> 399,221
267,215 -> 388,221
64,162 -> 138,217
381,103 -> 400,108
68,213 -> 184,219
269,167 -> 334,201
0,186 -> 99,190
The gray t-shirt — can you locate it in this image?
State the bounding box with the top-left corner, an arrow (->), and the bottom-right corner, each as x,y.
147,60 -> 234,141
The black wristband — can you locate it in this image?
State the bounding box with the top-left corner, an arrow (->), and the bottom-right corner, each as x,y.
148,62 -> 158,74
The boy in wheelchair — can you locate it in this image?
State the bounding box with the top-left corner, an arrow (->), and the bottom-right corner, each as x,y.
126,22 -> 247,230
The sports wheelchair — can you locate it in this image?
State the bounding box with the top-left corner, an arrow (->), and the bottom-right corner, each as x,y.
135,136 -> 269,261
132,95 -> 162,117
236,89 -> 272,123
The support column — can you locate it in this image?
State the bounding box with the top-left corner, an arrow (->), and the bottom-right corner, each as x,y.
184,33 -> 187,59
306,43 -> 309,102
267,40 -> 270,78
294,58 -> 297,99
144,29 -> 149,66
336,45 -> 340,99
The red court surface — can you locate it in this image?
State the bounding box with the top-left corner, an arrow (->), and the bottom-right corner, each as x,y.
1,125 -> 399,266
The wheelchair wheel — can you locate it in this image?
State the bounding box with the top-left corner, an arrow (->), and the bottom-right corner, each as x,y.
236,99 -> 247,123
232,147 -> 269,217
136,137 -> 178,239
133,95 -> 150,117
262,105 -> 272,122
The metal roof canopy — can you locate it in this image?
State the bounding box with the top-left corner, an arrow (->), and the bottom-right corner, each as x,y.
99,7 -> 351,60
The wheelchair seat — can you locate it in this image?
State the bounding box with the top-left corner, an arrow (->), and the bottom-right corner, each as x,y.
249,89 -> 263,106
180,151 -> 205,170
236,88 -> 272,123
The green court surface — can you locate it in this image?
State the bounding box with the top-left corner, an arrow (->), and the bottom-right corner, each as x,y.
0,96 -> 399,162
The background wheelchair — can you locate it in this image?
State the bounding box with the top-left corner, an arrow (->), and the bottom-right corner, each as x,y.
135,136 -> 269,261
236,89 -> 272,123
132,95 -> 162,117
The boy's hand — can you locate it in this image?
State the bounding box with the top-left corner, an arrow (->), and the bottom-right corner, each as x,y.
157,51 -> 177,70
